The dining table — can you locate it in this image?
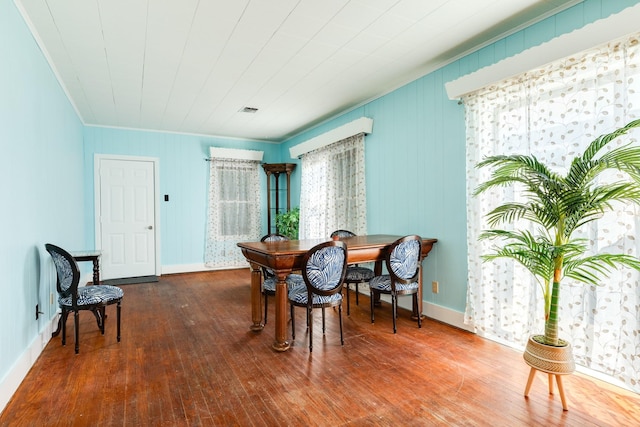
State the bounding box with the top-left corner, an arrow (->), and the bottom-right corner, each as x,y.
237,234 -> 438,352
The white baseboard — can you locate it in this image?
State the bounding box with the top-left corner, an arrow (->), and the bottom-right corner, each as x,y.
422,301 -> 474,332
351,282 -> 473,332
161,263 -> 248,275
0,315 -> 58,414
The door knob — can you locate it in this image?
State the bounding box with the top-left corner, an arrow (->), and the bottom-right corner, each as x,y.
147,226 -> 153,230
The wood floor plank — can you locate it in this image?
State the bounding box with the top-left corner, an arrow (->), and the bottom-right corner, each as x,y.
1,269 -> 639,426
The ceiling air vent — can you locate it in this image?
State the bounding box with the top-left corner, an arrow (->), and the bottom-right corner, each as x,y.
240,106 -> 259,113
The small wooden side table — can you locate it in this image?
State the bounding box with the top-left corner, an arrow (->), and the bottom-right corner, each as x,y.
70,250 -> 102,285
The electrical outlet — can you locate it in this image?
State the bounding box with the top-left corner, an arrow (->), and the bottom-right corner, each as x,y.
432,281 -> 439,293
50,293 -> 54,305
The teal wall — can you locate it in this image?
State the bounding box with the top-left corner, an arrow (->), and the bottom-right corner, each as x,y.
0,0 -> 84,387
280,0 -> 640,314
83,127 -> 281,266
3,0 -> 639,411
280,79 -> 464,311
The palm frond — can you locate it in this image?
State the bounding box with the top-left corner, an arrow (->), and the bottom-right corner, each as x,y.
569,148 -> 640,189
579,118 -> 640,163
474,155 -> 560,196
563,184 -> 640,234
484,203 -> 536,227
564,254 -> 640,286
529,201 -> 561,231
479,229 -> 555,285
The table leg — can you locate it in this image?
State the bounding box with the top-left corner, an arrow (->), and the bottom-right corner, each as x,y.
249,262 -> 264,332
272,272 -> 291,352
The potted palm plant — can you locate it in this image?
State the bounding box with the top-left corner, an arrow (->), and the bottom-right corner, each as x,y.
474,119 -> 640,408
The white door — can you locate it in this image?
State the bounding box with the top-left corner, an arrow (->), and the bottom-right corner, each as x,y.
96,157 -> 157,280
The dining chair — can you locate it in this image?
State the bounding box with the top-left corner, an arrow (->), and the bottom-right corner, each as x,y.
369,235 -> 422,333
330,230 -> 374,315
45,243 -> 124,354
260,234 -> 305,325
289,240 -> 348,352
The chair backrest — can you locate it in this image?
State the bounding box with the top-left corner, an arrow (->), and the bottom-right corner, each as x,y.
330,229 -> 356,238
261,233 -> 289,243
302,240 -> 348,297
45,243 -> 80,300
260,234 -> 289,278
386,235 -> 422,285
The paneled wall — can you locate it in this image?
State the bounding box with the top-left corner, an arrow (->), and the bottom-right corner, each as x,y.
3,0 -> 639,415
280,0 -> 640,318
0,0 -> 84,410
83,127 -> 281,269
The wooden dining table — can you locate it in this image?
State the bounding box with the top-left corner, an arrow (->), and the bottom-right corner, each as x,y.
237,234 -> 437,352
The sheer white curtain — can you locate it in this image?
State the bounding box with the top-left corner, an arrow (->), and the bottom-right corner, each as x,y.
299,133 -> 367,239
205,158 -> 261,268
465,33 -> 640,392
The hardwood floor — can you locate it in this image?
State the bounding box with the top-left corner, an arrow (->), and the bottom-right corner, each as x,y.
1,269 -> 639,426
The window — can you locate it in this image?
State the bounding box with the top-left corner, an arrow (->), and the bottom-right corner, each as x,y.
299,134 -> 367,239
464,33 -> 640,392
205,154 -> 261,268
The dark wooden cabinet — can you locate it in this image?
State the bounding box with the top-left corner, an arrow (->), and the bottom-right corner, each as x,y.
262,163 -> 296,234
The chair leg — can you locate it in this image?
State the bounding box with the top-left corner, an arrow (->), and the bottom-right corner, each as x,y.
391,295 -> 397,334
264,292 -> 268,325
74,311 -> 80,354
308,306 -> 313,352
370,290 -> 375,324
345,283 -> 351,315
100,307 -> 106,334
322,307 -> 326,334
291,304 -> 296,340
116,300 -> 121,342
414,294 -> 422,328
61,310 -> 69,346
91,308 -> 103,331
339,304 -> 344,346
355,283 -> 360,305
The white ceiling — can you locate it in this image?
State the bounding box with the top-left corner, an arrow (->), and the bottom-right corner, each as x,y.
16,0 -> 580,142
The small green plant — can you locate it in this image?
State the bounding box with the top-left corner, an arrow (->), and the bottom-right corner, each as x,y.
275,207 -> 299,239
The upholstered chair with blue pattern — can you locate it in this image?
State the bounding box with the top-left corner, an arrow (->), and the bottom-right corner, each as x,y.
369,235 -> 422,333
45,243 -> 124,354
330,230 -> 374,315
289,240 -> 348,352
260,234 -> 305,325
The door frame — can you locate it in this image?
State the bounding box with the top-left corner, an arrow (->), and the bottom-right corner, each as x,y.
94,154 -> 162,278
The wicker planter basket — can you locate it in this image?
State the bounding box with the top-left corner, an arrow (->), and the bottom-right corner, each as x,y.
523,335 -> 575,374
